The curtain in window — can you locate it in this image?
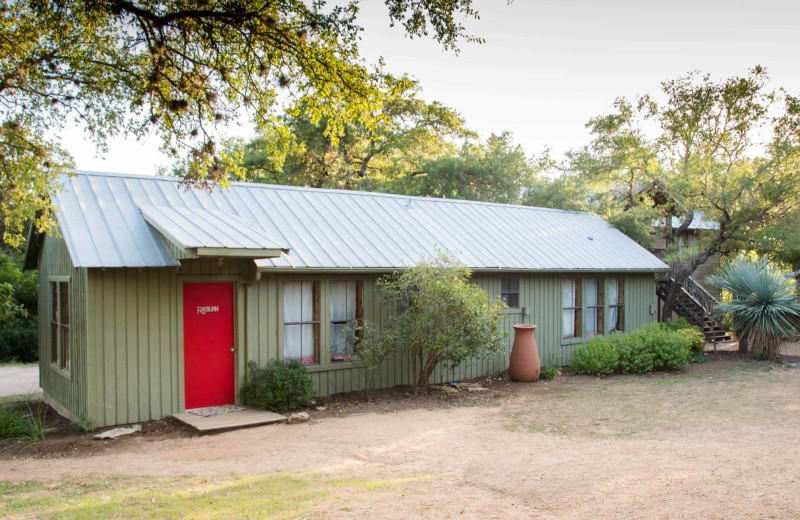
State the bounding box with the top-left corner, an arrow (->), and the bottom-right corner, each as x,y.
562,279 -> 575,338
330,281 -> 357,361
607,280 -> 619,332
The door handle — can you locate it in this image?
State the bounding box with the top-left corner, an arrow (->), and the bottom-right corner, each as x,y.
229,348 -> 235,353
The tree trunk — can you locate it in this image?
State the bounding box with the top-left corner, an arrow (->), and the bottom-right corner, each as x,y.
738,331 -> 749,355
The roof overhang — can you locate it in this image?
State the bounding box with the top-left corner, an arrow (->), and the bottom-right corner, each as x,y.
138,204 -> 290,260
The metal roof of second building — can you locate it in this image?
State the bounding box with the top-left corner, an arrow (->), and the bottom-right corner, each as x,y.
50,171 -> 669,272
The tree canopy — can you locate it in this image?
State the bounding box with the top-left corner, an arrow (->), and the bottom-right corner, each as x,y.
0,0 -> 487,246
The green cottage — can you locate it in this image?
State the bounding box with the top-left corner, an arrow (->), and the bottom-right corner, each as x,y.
24,171 -> 669,428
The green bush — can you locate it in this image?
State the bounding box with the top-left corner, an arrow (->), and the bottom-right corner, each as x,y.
570,322 -> 696,375
570,336 -> 619,375
0,407 -> 25,438
240,360 -> 314,414
539,366 -> 558,381
675,327 -> 706,356
0,318 -> 38,363
615,333 -> 655,374
660,317 -> 695,332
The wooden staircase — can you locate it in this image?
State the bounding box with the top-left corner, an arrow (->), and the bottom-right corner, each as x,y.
656,277 -> 731,343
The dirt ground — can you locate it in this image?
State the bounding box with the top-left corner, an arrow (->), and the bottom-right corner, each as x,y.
3,341 -> 800,519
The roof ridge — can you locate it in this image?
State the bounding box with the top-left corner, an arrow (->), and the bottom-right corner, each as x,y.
70,170 -> 588,216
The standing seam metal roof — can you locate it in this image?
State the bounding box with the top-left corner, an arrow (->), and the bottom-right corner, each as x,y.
52,171 -> 669,272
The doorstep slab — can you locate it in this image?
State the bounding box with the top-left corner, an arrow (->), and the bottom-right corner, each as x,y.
172,408 -> 286,434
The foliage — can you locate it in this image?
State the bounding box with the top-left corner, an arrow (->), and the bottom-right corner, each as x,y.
0,319 -> 38,363
378,251 -> 506,393
708,257 -> 800,360
228,80 -> 473,190
570,336 -> 619,376
564,68 -> 800,314
0,247 -> 38,362
1,0 -> 491,246
347,320 -> 394,402
400,132 -> 540,204
570,323 -> 696,375
538,366 -> 558,381
240,360 -> 314,414
0,398 -> 48,443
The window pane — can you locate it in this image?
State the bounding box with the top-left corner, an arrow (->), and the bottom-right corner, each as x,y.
300,281 -> 314,321
330,281 -> 355,321
51,282 -> 58,321
283,282 -> 302,323
60,282 -> 69,325
586,278 -> 598,306
587,308 -> 598,336
300,323 -> 315,364
607,280 -> 619,306
562,279 -> 574,308
505,293 -> 519,308
284,324 -> 302,359
51,322 -> 59,364
563,309 -> 575,338
608,307 -> 619,332
61,326 -> 70,370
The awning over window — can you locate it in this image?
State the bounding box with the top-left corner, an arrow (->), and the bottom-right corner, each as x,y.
138,204 -> 289,259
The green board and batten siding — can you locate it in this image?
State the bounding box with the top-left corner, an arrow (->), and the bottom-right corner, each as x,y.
49,256 -> 656,427
37,237 -> 89,422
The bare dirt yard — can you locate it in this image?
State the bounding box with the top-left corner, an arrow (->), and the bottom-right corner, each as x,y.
2,342 -> 800,519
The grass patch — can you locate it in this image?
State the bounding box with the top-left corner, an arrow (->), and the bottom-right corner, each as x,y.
0,473 -> 411,519
0,361 -> 37,368
0,393 -> 41,406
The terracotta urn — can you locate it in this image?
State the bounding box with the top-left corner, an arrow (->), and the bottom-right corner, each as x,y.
509,324 -> 541,382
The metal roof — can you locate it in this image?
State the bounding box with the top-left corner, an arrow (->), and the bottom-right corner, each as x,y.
50,171 -> 669,272
138,204 -> 288,259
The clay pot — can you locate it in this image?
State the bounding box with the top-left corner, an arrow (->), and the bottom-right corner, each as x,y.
509,324 -> 540,382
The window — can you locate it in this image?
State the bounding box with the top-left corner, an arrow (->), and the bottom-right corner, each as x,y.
562,278 -> 581,339
50,281 -> 70,371
329,281 -> 363,362
586,278 -> 603,337
500,278 -> 519,308
608,278 -> 624,332
283,281 -> 320,365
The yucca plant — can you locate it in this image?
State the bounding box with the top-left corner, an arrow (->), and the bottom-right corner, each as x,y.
708,257 -> 800,360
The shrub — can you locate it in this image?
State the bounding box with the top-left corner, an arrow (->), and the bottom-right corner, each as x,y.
615,333 -> 655,374
539,366 -> 558,381
240,360 -> 314,414
708,257 -> 800,360
675,327 -> 706,356
570,337 -> 619,375
660,317 -> 695,332
570,323 -> 695,375
0,318 -> 38,363
0,399 -> 47,443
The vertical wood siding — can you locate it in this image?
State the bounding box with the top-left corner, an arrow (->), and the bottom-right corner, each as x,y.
38,237 -> 89,421
85,258 -> 246,427
52,240 -> 661,427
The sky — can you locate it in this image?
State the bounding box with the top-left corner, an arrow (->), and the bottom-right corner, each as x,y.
64,0 -> 800,175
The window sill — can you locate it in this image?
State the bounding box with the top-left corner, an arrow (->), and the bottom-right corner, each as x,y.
561,337 -> 584,346
49,363 -> 72,381
306,362 -> 358,373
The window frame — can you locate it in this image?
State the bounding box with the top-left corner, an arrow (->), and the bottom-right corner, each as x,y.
282,280 -> 321,365
49,278 -> 71,374
500,278 -> 520,308
328,280 -> 364,363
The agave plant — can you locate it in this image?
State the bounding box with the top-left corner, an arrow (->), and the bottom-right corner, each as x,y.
708,257 -> 800,360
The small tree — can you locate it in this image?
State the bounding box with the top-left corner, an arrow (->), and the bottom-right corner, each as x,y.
708,257 -> 800,360
379,252 -> 506,393
347,320 -> 393,402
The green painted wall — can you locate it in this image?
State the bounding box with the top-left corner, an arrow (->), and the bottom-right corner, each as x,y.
40,237 -> 659,427
37,237 -> 89,422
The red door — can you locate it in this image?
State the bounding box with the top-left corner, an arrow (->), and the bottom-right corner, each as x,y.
183,282 -> 235,409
